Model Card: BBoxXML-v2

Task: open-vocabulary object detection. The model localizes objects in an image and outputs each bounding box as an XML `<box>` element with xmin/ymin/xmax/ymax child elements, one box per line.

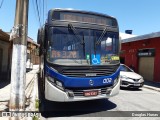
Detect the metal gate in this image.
<box><xmin>138</xmin><ymin>57</ymin><xmax>154</xmax><ymax>81</ymax></box>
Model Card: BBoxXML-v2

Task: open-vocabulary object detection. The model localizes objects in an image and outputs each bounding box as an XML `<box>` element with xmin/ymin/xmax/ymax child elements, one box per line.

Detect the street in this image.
<box><xmin>40</xmin><ymin>87</ymin><xmax>160</xmax><ymax>118</ymax></box>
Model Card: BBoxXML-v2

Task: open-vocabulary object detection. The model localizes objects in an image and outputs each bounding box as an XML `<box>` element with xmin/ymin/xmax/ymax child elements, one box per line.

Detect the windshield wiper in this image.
<box><xmin>96</xmin><ymin>27</ymin><xmax>108</xmax><ymax>45</ymax></box>
<box><xmin>68</xmin><ymin>23</ymin><xmax>85</xmax><ymax>57</ymax></box>
<box><xmin>68</xmin><ymin>23</ymin><xmax>82</xmax><ymax>42</ymax></box>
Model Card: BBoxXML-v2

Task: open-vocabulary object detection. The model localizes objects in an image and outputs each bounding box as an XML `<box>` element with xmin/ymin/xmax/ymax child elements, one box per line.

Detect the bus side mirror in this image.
<box><xmin>37</xmin><ymin>27</ymin><xmax>45</xmax><ymax>56</ymax></box>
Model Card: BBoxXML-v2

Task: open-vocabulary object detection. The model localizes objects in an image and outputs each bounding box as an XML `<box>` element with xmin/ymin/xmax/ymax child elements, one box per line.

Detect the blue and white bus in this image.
<box><xmin>38</xmin><ymin>9</ymin><xmax>121</xmax><ymax>102</ymax></box>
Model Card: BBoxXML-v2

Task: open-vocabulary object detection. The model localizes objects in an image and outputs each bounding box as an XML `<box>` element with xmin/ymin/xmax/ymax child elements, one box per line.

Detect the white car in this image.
<box><xmin>120</xmin><ymin>64</ymin><xmax>144</xmax><ymax>88</ymax></box>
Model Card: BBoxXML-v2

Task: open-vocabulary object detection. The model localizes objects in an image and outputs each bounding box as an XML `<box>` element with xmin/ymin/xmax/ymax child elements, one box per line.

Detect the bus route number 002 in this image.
<box><xmin>103</xmin><ymin>78</ymin><xmax>112</xmax><ymax>84</ymax></box>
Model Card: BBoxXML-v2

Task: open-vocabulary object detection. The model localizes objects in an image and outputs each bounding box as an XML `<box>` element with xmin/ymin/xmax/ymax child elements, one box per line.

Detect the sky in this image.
<box><xmin>0</xmin><ymin>0</ymin><xmax>160</xmax><ymax>41</ymax></box>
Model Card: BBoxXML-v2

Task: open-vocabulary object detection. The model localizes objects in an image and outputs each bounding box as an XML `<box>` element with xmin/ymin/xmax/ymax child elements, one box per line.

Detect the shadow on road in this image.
<box><xmin>26</xmin><ymin>68</ymin><xmax>33</xmax><ymax>73</ymax></box>
<box><xmin>144</xmin><ymin>80</ymin><xmax>160</xmax><ymax>88</ymax></box>
<box><xmin>120</xmin><ymin>87</ymin><xmax>143</xmax><ymax>91</ymax></box>
<box><xmin>0</xmin><ymin>80</ymin><xmax>10</xmax><ymax>89</ymax></box>
<box><xmin>40</xmin><ymin>99</ymin><xmax>117</xmax><ymax>117</ymax></box>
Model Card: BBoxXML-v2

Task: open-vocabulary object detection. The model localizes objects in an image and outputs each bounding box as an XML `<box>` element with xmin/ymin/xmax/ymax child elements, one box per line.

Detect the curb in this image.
<box><xmin>143</xmin><ymin>85</ymin><xmax>160</xmax><ymax>92</ymax></box>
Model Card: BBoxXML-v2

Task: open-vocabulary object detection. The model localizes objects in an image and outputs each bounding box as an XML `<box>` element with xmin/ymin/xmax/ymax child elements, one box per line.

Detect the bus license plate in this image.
<box><xmin>84</xmin><ymin>91</ymin><xmax>98</xmax><ymax>97</ymax></box>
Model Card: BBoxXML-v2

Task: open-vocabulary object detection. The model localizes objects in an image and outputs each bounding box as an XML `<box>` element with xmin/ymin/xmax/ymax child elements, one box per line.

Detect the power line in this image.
<box><xmin>45</xmin><ymin>0</ymin><xmax>48</xmax><ymax>23</ymax></box>
<box><xmin>43</xmin><ymin>0</ymin><xmax>44</xmax><ymax>24</ymax></box>
<box><xmin>0</xmin><ymin>0</ymin><xmax>4</xmax><ymax>9</ymax></box>
<box><xmin>32</xmin><ymin>0</ymin><xmax>46</xmax><ymax>27</ymax></box>
<box><xmin>38</xmin><ymin>0</ymin><xmax>42</xmax><ymax>20</ymax></box>
<box><xmin>32</xmin><ymin>0</ymin><xmax>40</xmax><ymax>27</ymax></box>
<box><xmin>35</xmin><ymin>0</ymin><xmax>41</xmax><ymax>27</ymax></box>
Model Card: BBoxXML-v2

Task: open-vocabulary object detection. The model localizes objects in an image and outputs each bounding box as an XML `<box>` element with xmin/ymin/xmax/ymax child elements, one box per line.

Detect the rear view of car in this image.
<box><xmin>120</xmin><ymin>64</ymin><xmax>144</xmax><ymax>88</ymax></box>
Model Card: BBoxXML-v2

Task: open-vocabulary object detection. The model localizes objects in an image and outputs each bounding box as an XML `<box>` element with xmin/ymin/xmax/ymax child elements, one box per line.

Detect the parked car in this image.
<box><xmin>120</xmin><ymin>64</ymin><xmax>144</xmax><ymax>88</ymax></box>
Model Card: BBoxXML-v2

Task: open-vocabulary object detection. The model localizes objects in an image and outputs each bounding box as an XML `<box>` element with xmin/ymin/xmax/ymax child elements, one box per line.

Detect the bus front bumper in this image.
<box><xmin>45</xmin><ymin>77</ymin><xmax>120</xmax><ymax>102</ymax></box>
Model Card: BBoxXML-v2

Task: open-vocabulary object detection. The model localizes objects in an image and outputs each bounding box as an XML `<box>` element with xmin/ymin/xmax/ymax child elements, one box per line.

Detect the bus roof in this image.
<box><xmin>46</xmin><ymin>8</ymin><xmax>118</xmax><ymax>30</ymax></box>
<box><xmin>48</xmin><ymin>8</ymin><xmax>116</xmax><ymax>20</ymax></box>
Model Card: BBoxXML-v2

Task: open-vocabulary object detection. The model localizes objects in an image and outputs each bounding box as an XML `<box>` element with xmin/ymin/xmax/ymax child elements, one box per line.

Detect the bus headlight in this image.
<box><xmin>48</xmin><ymin>76</ymin><xmax>55</xmax><ymax>83</ymax></box>
<box><xmin>55</xmin><ymin>80</ymin><xmax>64</xmax><ymax>90</ymax></box>
<box><xmin>47</xmin><ymin>76</ymin><xmax>64</xmax><ymax>91</ymax></box>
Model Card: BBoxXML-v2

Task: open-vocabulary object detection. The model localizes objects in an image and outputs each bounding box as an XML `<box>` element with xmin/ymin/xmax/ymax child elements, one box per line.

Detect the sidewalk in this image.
<box><xmin>0</xmin><ymin>65</ymin><xmax>39</xmax><ymax>112</ymax></box>
<box><xmin>143</xmin><ymin>80</ymin><xmax>160</xmax><ymax>92</ymax></box>
<box><xmin>0</xmin><ymin>80</ymin><xmax>10</xmax><ymax>111</ymax></box>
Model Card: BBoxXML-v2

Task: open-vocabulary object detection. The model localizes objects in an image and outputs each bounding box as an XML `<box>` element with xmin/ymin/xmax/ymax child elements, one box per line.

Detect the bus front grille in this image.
<box><xmin>61</xmin><ymin>65</ymin><xmax>119</xmax><ymax>77</ymax></box>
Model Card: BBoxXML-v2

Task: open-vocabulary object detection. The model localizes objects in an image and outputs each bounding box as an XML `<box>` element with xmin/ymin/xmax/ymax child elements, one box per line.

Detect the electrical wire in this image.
<box><xmin>32</xmin><ymin>0</ymin><xmax>41</xmax><ymax>27</ymax></box>
<box><xmin>43</xmin><ymin>0</ymin><xmax>44</xmax><ymax>24</ymax></box>
<box><xmin>32</xmin><ymin>0</ymin><xmax>47</xmax><ymax>27</ymax></box>
<box><xmin>45</xmin><ymin>0</ymin><xmax>48</xmax><ymax>23</ymax></box>
<box><xmin>0</xmin><ymin>0</ymin><xmax>4</xmax><ymax>9</ymax></box>
<box><xmin>38</xmin><ymin>0</ymin><xmax>42</xmax><ymax>20</ymax></box>
<box><xmin>35</xmin><ymin>0</ymin><xmax>41</xmax><ymax>27</ymax></box>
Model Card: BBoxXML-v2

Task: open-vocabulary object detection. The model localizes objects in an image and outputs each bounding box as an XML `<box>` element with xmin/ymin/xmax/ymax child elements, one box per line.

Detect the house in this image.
<box><xmin>0</xmin><ymin>29</ymin><xmax>12</xmax><ymax>81</ymax></box>
<box><xmin>27</xmin><ymin>37</ymin><xmax>39</xmax><ymax>68</ymax></box>
<box><xmin>120</xmin><ymin>31</ymin><xmax>160</xmax><ymax>83</ymax></box>
<box><xmin>0</xmin><ymin>29</ymin><xmax>39</xmax><ymax>81</ymax></box>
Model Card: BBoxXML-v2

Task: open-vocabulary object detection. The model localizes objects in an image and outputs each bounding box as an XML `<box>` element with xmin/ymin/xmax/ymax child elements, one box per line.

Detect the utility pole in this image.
<box><xmin>9</xmin><ymin>0</ymin><xmax>29</xmax><ymax>111</ymax></box>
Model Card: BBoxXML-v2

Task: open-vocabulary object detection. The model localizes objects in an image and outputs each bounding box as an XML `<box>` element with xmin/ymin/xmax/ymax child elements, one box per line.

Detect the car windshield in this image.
<box><xmin>120</xmin><ymin>65</ymin><xmax>133</xmax><ymax>72</ymax></box>
<box><xmin>47</xmin><ymin>26</ymin><xmax>119</xmax><ymax>66</ymax></box>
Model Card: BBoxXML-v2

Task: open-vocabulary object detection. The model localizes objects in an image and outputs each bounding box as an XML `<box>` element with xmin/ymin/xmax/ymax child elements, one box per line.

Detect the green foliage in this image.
<box><xmin>35</xmin><ymin>99</ymin><xmax>39</xmax><ymax>110</ymax></box>
<box><xmin>33</xmin><ymin>116</ymin><xmax>39</xmax><ymax>120</ymax></box>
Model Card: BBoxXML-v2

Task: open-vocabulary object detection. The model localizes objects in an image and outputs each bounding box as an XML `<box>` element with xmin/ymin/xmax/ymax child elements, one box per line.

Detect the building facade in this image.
<box><xmin>27</xmin><ymin>37</ymin><xmax>39</xmax><ymax>69</ymax></box>
<box><xmin>0</xmin><ymin>29</ymin><xmax>39</xmax><ymax>81</ymax></box>
<box><xmin>0</xmin><ymin>30</ymin><xmax>12</xmax><ymax>81</ymax></box>
<box><xmin>120</xmin><ymin>32</ymin><xmax>160</xmax><ymax>83</ymax></box>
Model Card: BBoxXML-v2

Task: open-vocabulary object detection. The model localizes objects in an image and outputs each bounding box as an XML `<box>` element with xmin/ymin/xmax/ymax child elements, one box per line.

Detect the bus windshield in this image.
<box><xmin>47</xmin><ymin>26</ymin><xmax>119</xmax><ymax>65</ymax></box>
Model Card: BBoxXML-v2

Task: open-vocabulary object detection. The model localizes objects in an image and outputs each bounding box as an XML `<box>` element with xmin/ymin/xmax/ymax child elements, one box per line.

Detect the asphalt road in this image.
<box><xmin>40</xmin><ymin>87</ymin><xmax>160</xmax><ymax>119</ymax></box>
